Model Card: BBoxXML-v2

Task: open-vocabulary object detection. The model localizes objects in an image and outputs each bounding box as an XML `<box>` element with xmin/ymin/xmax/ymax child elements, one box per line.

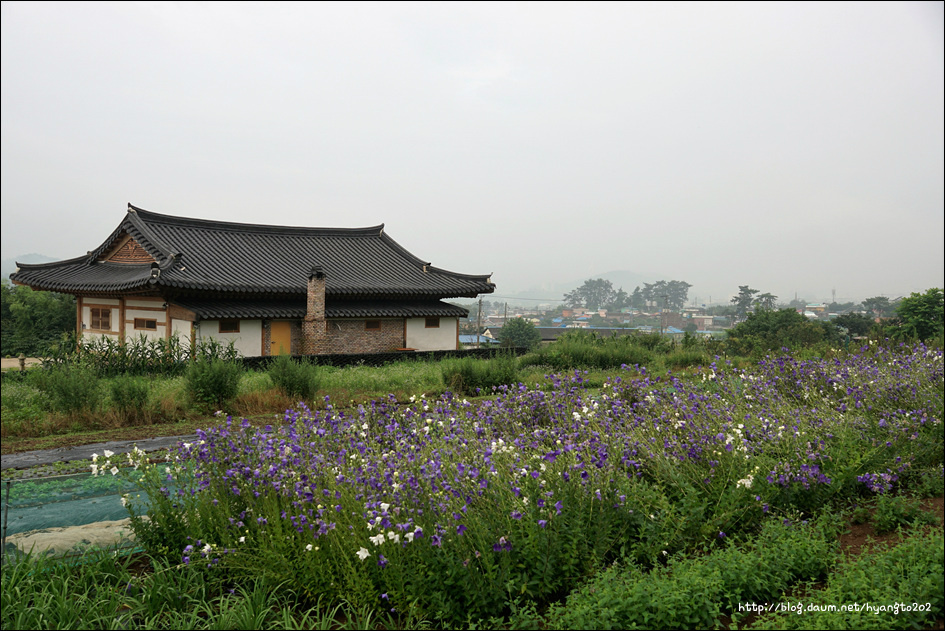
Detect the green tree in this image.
<box><xmin>827</xmin><ymin>301</ymin><xmax>857</xmax><ymax>313</ymax></box>
<box><xmin>1</xmin><ymin>280</ymin><xmax>76</xmax><ymax>356</ymax></box>
<box><xmin>731</xmin><ymin>285</ymin><xmax>759</xmax><ymax>320</ymax></box>
<box><xmin>726</xmin><ymin>308</ymin><xmax>837</xmax><ymax>356</ymax></box>
<box><xmin>754</xmin><ymin>292</ymin><xmax>778</xmax><ymax>311</ymax></box>
<box><xmin>833</xmin><ymin>312</ymin><xmax>875</xmax><ymax>337</ymax></box>
<box><xmin>889</xmin><ymin>288</ymin><xmax>944</xmax><ymax>341</ymax></box>
<box><xmin>498</xmin><ymin>317</ymin><xmax>541</xmax><ymax>350</ymax></box>
<box><xmin>564</xmin><ymin>279</ymin><xmax>616</xmax><ymax>310</ymax></box>
<box><xmin>636</xmin><ymin>280</ymin><xmax>691</xmax><ymax>311</ymax></box>
<box><xmin>862</xmin><ymin>296</ymin><xmax>895</xmax><ymax>318</ymax></box>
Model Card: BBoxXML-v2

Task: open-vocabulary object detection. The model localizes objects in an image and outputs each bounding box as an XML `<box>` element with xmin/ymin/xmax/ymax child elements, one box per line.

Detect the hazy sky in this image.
<box><xmin>2</xmin><ymin>1</ymin><xmax>943</xmax><ymax>305</ymax></box>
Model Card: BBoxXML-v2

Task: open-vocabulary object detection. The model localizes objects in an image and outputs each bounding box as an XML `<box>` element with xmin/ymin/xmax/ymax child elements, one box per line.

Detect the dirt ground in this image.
<box><xmin>1</xmin><ymin>356</ymin><xmax>43</xmax><ymax>370</ymax></box>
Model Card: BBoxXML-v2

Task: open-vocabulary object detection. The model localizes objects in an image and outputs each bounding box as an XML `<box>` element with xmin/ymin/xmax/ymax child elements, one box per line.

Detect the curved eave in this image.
<box><xmin>10</xmin><ymin>260</ymin><xmax>156</xmax><ymax>294</ymax></box>
<box><xmin>173</xmin><ymin>298</ymin><xmax>469</xmax><ymax>320</ymax></box>
<box><xmin>154</xmin><ymin>275</ymin><xmax>494</xmax><ymax>298</ymax></box>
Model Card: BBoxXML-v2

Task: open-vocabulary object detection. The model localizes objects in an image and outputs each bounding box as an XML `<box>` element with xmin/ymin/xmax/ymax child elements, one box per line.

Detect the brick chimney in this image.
<box><xmin>302</xmin><ymin>265</ymin><xmax>327</xmax><ymax>355</ymax></box>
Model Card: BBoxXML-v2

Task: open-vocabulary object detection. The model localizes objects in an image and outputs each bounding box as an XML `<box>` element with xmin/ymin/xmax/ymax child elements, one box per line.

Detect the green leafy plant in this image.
<box><xmin>873</xmin><ymin>494</ymin><xmax>939</xmax><ymax>534</ymax></box>
<box><xmin>497</xmin><ymin>318</ymin><xmax>541</xmax><ymax>350</ymax></box>
<box><xmin>109</xmin><ymin>375</ymin><xmax>152</xmax><ymax>423</ymax></box>
<box><xmin>268</xmin><ymin>354</ymin><xmax>321</xmax><ymax>401</ymax></box>
<box><xmin>441</xmin><ymin>354</ymin><xmax>519</xmax><ymax>395</ymax></box>
<box><xmin>186</xmin><ymin>358</ymin><xmax>244</xmax><ymax>410</ymax></box>
<box><xmin>37</xmin><ymin>364</ymin><xmax>101</xmax><ymax>417</ymax></box>
<box><xmin>752</xmin><ymin>528</ymin><xmax>944</xmax><ymax>630</ymax></box>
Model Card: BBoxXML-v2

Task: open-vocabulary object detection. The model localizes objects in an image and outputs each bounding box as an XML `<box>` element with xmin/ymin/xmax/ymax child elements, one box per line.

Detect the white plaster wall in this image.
<box><xmin>125</xmin><ymin>306</ymin><xmax>167</xmax><ymax>341</ymax></box>
<box><xmin>197</xmin><ymin>320</ymin><xmax>262</xmax><ymax>357</ymax></box>
<box><xmin>125</xmin><ymin>298</ymin><xmax>163</xmax><ymax>309</ymax></box>
<box><xmin>81</xmin><ymin>331</ymin><xmax>121</xmax><ymax>342</ymax></box>
<box><xmin>171</xmin><ymin>319</ymin><xmax>193</xmax><ymax>348</ymax></box>
<box><xmin>405</xmin><ymin>317</ymin><xmax>458</xmax><ymax>351</ymax></box>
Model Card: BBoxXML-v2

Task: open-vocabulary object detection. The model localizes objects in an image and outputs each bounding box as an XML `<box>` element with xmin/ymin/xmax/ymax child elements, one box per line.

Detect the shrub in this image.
<box><xmin>267</xmin><ymin>355</ymin><xmax>321</xmax><ymax>401</ymax></box>
<box><xmin>186</xmin><ymin>358</ymin><xmax>244</xmax><ymax>410</ymax></box>
<box><xmin>441</xmin><ymin>355</ymin><xmax>518</xmax><ymax>395</ymax></box>
<box><xmin>38</xmin><ymin>365</ymin><xmax>100</xmax><ymax>416</ymax></box>
<box><xmin>108</xmin><ymin>375</ymin><xmax>152</xmax><ymax>423</ymax></box>
<box><xmin>0</xmin><ymin>379</ymin><xmax>48</xmax><ymax>436</ymax></box>
<box><xmin>523</xmin><ymin>330</ymin><xmax>656</xmax><ymax>370</ymax></box>
<box><xmin>664</xmin><ymin>349</ymin><xmax>709</xmax><ymax>370</ymax></box>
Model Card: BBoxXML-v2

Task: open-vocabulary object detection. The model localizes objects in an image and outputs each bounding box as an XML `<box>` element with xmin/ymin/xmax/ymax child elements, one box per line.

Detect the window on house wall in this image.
<box><xmin>219</xmin><ymin>320</ymin><xmax>240</xmax><ymax>333</ymax></box>
<box><xmin>134</xmin><ymin>318</ymin><xmax>157</xmax><ymax>331</ymax></box>
<box><xmin>90</xmin><ymin>308</ymin><xmax>111</xmax><ymax>330</ymax></box>
<box><xmin>425</xmin><ymin>317</ymin><xmax>440</xmax><ymax>328</ymax></box>
<box><xmin>365</xmin><ymin>320</ymin><xmax>381</xmax><ymax>331</ymax></box>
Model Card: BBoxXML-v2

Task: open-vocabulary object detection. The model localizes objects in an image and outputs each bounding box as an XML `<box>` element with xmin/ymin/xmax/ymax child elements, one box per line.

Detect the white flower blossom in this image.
<box><xmin>356</xmin><ymin>547</ymin><xmax>371</xmax><ymax>561</ymax></box>
<box><xmin>736</xmin><ymin>475</ymin><xmax>754</xmax><ymax>489</ymax></box>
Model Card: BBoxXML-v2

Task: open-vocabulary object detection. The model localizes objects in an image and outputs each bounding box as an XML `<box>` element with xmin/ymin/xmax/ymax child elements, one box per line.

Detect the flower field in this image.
<box><xmin>4</xmin><ymin>342</ymin><xmax>942</xmax><ymax>629</ymax></box>
<box><xmin>102</xmin><ymin>342</ymin><xmax>944</xmax><ymax>627</ymax></box>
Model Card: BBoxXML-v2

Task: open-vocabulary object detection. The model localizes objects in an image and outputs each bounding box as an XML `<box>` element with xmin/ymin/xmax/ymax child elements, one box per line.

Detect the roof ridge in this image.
<box><xmin>129</xmin><ymin>203</ymin><xmax>384</xmax><ymax>237</ymax></box>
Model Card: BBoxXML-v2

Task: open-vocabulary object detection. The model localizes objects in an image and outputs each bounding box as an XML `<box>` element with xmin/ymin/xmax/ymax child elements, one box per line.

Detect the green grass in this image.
<box><xmin>3</xmin><ymin>506</ymin><xmax>941</xmax><ymax>630</ymax></box>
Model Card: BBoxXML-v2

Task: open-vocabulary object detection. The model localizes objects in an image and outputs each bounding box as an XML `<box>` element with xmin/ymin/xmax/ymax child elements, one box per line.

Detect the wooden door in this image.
<box><xmin>270</xmin><ymin>321</ymin><xmax>292</xmax><ymax>355</ymax></box>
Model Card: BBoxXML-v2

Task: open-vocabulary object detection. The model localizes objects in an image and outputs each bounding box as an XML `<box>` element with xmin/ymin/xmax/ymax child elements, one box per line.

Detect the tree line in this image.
<box><xmin>1</xmin><ymin>279</ymin><xmax>75</xmax><ymax>356</ymax></box>
<box><xmin>563</xmin><ymin>278</ymin><xmax>692</xmax><ymax>312</ymax></box>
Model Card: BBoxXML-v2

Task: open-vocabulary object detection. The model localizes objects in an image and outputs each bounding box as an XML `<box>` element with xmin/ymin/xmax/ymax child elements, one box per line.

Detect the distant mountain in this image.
<box><xmin>2</xmin><ymin>254</ymin><xmax>58</xmax><ymax>281</ymax></box>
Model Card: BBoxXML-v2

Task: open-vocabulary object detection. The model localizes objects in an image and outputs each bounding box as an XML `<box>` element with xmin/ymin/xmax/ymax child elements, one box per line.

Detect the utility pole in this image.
<box><xmin>660</xmin><ymin>294</ymin><xmax>668</xmax><ymax>336</ymax></box>
<box><xmin>476</xmin><ymin>297</ymin><xmax>482</xmax><ymax>349</ymax></box>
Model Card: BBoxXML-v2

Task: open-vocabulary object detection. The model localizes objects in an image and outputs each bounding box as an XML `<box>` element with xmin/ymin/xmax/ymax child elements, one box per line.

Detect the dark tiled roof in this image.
<box><xmin>328</xmin><ymin>300</ymin><xmax>468</xmax><ymax>318</ymax></box>
<box><xmin>173</xmin><ymin>298</ymin><xmax>469</xmax><ymax>320</ymax></box>
<box><xmin>11</xmin><ymin>205</ymin><xmax>495</xmax><ymax>299</ymax></box>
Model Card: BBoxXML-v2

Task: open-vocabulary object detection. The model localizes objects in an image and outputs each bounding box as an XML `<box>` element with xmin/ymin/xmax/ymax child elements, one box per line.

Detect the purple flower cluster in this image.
<box><xmin>148</xmin><ymin>343</ymin><xmax>941</xmax><ymax>583</ymax></box>
<box><xmin>856</xmin><ymin>471</ymin><xmax>899</xmax><ymax>494</ymax></box>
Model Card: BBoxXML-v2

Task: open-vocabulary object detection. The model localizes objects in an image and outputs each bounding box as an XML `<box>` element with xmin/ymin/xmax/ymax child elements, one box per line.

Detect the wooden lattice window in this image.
<box><xmin>365</xmin><ymin>320</ymin><xmax>381</xmax><ymax>331</ymax></box>
<box><xmin>134</xmin><ymin>318</ymin><xmax>157</xmax><ymax>331</ymax></box>
<box><xmin>425</xmin><ymin>317</ymin><xmax>440</xmax><ymax>328</ymax></box>
<box><xmin>90</xmin><ymin>308</ymin><xmax>111</xmax><ymax>331</ymax></box>
<box><xmin>219</xmin><ymin>320</ymin><xmax>240</xmax><ymax>333</ymax></box>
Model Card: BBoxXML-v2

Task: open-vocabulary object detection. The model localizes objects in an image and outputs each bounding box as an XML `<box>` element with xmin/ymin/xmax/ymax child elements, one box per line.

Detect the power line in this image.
<box><xmin>475</xmin><ymin>295</ymin><xmax>565</xmax><ymax>302</ymax></box>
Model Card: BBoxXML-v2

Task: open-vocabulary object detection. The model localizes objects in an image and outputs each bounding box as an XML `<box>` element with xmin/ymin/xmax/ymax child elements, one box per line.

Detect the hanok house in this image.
<box><xmin>10</xmin><ymin>204</ymin><xmax>495</xmax><ymax>356</ymax></box>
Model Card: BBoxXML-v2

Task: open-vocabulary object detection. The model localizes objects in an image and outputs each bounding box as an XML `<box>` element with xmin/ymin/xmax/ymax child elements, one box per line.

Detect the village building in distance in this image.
<box><xmin>10</xmin><ymin>204</ymin><xmax>495</xmax><ymax>356</ymax></box>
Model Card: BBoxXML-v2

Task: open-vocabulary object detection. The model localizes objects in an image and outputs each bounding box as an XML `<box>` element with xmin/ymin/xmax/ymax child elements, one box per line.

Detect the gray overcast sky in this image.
<box><xmin>2</xmin><ymin>1</ymin><xmax>943</xmax><ymax>305</ymax></box>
